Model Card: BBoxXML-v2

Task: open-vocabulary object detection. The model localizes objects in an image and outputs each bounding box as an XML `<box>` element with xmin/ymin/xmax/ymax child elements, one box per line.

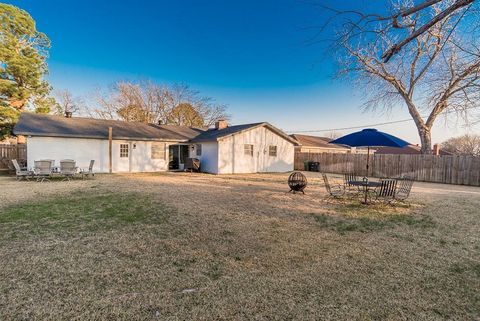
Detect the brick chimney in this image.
<box><xmin>215</xmin><ymin>119</ymin><xmax>228</xmax><ymax>130</ymax></box>
<box><xmin>433</xmin><ymin>143</ymin><xmax>440</xmax><ymax>156</ymax></box>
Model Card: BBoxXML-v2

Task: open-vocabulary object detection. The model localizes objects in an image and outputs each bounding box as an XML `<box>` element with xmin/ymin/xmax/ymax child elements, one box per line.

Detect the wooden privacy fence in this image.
<box><xmin>0</xmin><ymin>144</ymin><xmax>27</xmax><ymax>170</ymax></box>
<box><xmin>295</xmin><ymin>151</ymin><xmax>480</xmax><ymax>187</ymax></box>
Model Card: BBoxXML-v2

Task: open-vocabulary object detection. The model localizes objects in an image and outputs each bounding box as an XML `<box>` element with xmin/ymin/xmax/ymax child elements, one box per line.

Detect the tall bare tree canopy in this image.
<box><xmin>441</xmin><ymin>134</ymin><xmax>480</xmax><ymax>155</ymax></box>
<box><xmin>328</xmin><ymin>0</ymin><xmax>480</xmax><ymax>153</ymax></box>
<box><xmin>88</xmin><ymin>82</ymin><xmax>229</xmax><ymax>128</ymax></box>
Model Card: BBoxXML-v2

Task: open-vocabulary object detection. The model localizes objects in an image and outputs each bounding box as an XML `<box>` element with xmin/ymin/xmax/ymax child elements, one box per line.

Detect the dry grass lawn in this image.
<box><xmin>0</xmin><ymin>172</ymin><xmax>479</xmax><ymax>320</ymax></box>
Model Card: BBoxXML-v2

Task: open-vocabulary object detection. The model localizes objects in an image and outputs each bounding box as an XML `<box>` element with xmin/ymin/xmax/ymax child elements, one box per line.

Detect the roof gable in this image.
<box><xmin>192</xmin><ymin>122</ymin><xmax>298</xmax><ymax>145</ymax></box>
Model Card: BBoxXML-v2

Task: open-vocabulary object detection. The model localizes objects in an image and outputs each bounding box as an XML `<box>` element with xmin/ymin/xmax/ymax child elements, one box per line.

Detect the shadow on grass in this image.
<box><xmin>311</xmin><ymin>200</ymin><xmax>435</xmax><ymax>234</ymax></box>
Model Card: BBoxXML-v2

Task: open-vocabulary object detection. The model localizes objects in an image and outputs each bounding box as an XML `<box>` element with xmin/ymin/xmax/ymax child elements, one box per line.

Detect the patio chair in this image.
<box><xmin>343</xmin><ymin>173</ymin><xmax>359</xmax><ymax>189</ymax></box>
<box><xmin>80</xmin><ymin>160</ymin><xmax>95</xmax><ymax>179</ymax></box>
<box><xmin>185</xmin><ymin>158</ymin><xmax>200</xmax><ymax>172</ymax></box>
<box><xmin>59</xmin><ymin>159</ymin><xmax>78</xmax><ymax>181</ymax></box>
<box><xmin>12</xmin><ymin>159</ymin><xmax>32</xmax><ymax>181</ymax></box>
<box><xmin>395</xmin><ymin>176</ymin><xmax>415</xmax><ymax>202</ymax></box>
<box><xmin>322</xmin><ymin>173</ymin><xmax>345</xmax><ymax>198</ymax></box>
<box><xmin>34</xmin><ymin>160</ymin><xmax>53</xmax><ymax>182</ymax></box>
<box><xmin>373</xmin><ymin>178</ymin><xmax>397</xmax><ymax>203</ymax></box>
<box><xmin>343</xmin><ymin>172</ymin><xmax>362</xmax><ymax>196</ymax></box>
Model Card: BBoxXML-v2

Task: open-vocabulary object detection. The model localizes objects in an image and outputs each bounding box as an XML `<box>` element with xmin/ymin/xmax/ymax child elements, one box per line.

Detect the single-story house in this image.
<box><xmin>290</xmin><ymin>134</ymin><xmax>367</xmax><ymax>154</ymax></box>
<box><xmin>13</xmin><ymin>113</ymin><xmax>297</xmax><ymax>174</ymax></box>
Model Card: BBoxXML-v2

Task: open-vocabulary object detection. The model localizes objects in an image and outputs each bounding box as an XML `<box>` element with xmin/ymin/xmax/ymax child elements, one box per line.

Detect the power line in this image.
<box><xmin>285</xmin><ymin>106</ymin><xmax>479</xmax><ymax>134</ymax></box>
<box><xmin>286</xmin><ymin>118</ymin><xmax>414</xmax><ymax>133</ymax></box>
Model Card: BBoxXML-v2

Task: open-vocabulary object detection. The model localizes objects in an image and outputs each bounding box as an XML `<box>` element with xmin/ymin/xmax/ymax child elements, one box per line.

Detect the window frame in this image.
<box><xmin>151</xmin><ymin>142</ymin><xmax>166</xmax><ymax>160</ymax></box>
<box><xmin>244</xmin><ymin>144</ymin><xmax>254</xmax><ymax>156</ymax></box>
<box><xmin>269</xmin><ymin>145</ymin><xmax>277</xmax><ymax>157</ymax></box>
<box><xmin>120</xmin><ymin>143</ymin><xmax>129</xmax><ymax>158</ymax></box>
<box><xmin>196</xmin><ymin>144</ymin><xmax>202</xmax><ymax>157</ymax></box>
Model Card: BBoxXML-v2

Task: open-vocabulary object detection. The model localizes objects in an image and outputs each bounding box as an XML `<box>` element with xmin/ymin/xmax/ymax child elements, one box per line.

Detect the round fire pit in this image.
<box><xmin>288</xmin><ymin>171</ymin><xmax>307</xmax><ymax>194</ymax></box>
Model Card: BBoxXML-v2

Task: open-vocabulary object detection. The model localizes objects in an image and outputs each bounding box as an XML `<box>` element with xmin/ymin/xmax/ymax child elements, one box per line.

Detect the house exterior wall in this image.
<box><xmin>27</xmin><ymin>136</ymin><xmax>171</xmax><ymax>173</ymax></box>
<box><xmin>216</xmin><ymin>126</ymin><xmax>294</xmax><ymax>174</ymax></box>
<box><xmin>193</xmin><ymin>142</ymin><xmax>219</xmax><ymax>174</ymax></box>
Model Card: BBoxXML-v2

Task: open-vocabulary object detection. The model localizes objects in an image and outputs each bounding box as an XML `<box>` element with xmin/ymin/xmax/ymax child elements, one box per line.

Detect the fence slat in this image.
<box><xmin>0</xmin><ymin>144</ymin><xmax>27</xmax><ymax>170</ymax></box>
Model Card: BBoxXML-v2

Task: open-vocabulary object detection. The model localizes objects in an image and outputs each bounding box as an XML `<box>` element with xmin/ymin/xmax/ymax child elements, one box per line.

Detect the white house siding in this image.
<box><xmin>193</xmin><ymin>142</ymin><xmax>218</xmax><ymax>174</ymax></box>
<box><xmin>113</xmin><ymin>140</ymin><xmax>170</xmax><ymax>173</ymax></box>
<box><xmin>27</xmin><ymin>137</ymin><xmax>170</xmax><ymax>173</ymax></box>
<box><xmin>217</xmin><ymin>126</ymin><xmax>294</xmax><ymax>174</ymax></box>
<box><xmin>27</xmin><ymin>137</ymin><xmax>109</xmax><ymax>172</ymax></box>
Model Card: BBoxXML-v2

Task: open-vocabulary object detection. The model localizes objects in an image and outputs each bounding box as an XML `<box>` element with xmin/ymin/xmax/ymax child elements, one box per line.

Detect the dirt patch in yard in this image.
<box><xmin>0</xmin><ymin>172</ymin><xmax>479</xmax><ymax>320</ymax></box>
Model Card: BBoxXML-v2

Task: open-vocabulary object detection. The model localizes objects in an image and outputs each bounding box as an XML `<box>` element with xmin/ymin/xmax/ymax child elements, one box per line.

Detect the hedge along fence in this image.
<box><xmin>0</xmin><ymin>144</ymin><xmax>27</xmax><ymax>170</ymax></box>
<box><xmin>295</xmin><ymin>151</ymin><xmax>480</xmax><ymax>187</ymax></box>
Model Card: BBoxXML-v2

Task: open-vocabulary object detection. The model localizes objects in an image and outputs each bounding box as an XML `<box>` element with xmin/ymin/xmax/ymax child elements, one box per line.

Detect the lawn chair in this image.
<box><xmin>322</xmin><ymin>173</ymin><xmax>345</xmax><ymax>198</ymax></box>
<box><xmin>59</xmin><ymin>159</ymin><xmax>77</xmax><ymax>181</ymax></box>
<box><xmin>12</xmin><ymin>159</ymin><xmax>32</xmax><ymax>181</ymax></box>
<box><xmin>373</xmin><ymin>178</ymin><xmax>397</xmax><ymax>203</ymax></box>
<box><xmin>395</xmin><ymin>176</ymin><xmax>414</xmax><ymax>202</ymax></box>
<box><xmin>80</xmin><ymin>160</ymin><xmax>95</xmax><ymax>179</ymax></box>
<box><xmin>34</xmin><ymin>160</ymin><xmax>53</xmax><ymax>182</ymax></box>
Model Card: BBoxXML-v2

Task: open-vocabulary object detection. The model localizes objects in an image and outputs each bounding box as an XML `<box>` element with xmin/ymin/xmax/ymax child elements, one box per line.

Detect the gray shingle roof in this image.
<box><xmin>13</xmin><ymin>113</ymin><xmax>204</xmax><ymax>141</ymax></box>
<box><xmin>290</xmin><ymin>134</ymin><xmax>349</xmax><ymax>150</ymax></box>
<box><xmin>13</xmin><ymin>113</ymin><xmax>298</xmax><ymax>145</ymax></box>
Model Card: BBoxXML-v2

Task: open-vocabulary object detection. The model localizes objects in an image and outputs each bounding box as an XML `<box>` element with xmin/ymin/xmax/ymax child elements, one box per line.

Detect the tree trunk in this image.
<box><xmin>418</xmin><ymin>127</ymin><xmax>432</xmax><ymax>154</ymax></box>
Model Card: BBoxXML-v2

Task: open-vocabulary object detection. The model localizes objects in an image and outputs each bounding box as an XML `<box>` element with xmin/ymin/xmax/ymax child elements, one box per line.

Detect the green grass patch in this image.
<box><xmin>0</xmin><ymin>191</ymin><xmax>172</xmax><ymax>239</ymax></box>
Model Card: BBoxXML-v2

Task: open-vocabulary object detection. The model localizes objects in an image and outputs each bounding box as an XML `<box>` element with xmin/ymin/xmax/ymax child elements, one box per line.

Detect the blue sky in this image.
<box><xmin>5</xmin><ymin>0</ymin><xmax>478</xmax><ymax>143</ymax></box>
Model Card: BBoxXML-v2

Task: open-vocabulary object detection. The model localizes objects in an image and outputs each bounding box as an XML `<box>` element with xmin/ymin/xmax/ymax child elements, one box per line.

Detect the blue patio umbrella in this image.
<box><xmin>329</xmin><ymin>128</ymin><xmax>410</xmax><ymax>176</ymax></box>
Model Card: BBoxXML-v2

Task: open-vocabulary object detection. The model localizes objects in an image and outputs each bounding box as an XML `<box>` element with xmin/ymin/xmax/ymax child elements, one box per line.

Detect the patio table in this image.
<box><xmin>348</xmin><ymin>179</ymin><xmax>382</xmax><ymax>204</ymax></box>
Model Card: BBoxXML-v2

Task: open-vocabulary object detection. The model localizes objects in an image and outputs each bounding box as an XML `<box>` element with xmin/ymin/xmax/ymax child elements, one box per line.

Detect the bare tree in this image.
<box><xmin>332</xmin><ymin>0</ymin><xmax>480</xmax><ymax>153</ymax></box>
<box><xmin>324</xmin><ymin>131</ymin><xmax>343</xmax><ymax>139</ymax></box>
<box><xmin>54</xmin><ymin>89</ymin><xmax>83</xmax><ymax>115</ymax></box>
<box><xmin>320</xmin><ymin>0</ymin><xmax>477</xmax><ymax>61</ymax></box>
<box><xmin>87</xmin><ymin>81</ymin><xmax>229</xmax><ymax>128</ymax></box>
<box><xmin>441</xmin><ymin>134</ymin><xmax>480</xmax><ymax>155</ymax></box>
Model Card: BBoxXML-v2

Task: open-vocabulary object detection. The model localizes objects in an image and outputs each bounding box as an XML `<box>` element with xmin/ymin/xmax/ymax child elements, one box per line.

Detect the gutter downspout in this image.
<box><xmin>108</xmin><ymin>127</ymin><xmax>113</xmax><ymax>173</ymax></box>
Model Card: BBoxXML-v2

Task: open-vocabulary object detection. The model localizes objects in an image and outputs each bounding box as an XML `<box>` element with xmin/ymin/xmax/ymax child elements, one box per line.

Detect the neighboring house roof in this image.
<box><xmin>13</xmin><ymin>113</ymin><xmax>204</xmax><ymax>142</ymax></box>
<box><xmin>289</xmin><ymin>134</ymin><xmax>350</xmax><ymax>150</ymax></box>
<box><xmin>192</xmin><ymin>122</ymin><xmax>299</xmax><ymax>145</ymax></box>
<box><xmin>375</xmin><ymin>145</ymin><xmax>452</xmax><ymax>155</ymax></box>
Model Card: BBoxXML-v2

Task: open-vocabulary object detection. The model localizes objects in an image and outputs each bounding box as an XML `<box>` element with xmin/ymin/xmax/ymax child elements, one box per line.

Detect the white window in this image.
<box><xmin>120</xmin><ymin>144</ymin><xmax>129</xmax><ymax>158</ymax></box>
<box><xmin>269</xmin><ymin>145</ymin><xmax>277</xmax><ymax>157</ymax></box>
<box><xmin>196</xmin><ymin>144</ymin><xmax>202</xmax><ymax>156</ymax></box>
<box><xmin>244</xmin><ymin>144</ymin><xmax>253</xmax><ymax>156</ymax></box>
<box><xmin>151</xmin><ymin>143</ymin><xmax>166</xmax><ymax>159</ymax></box>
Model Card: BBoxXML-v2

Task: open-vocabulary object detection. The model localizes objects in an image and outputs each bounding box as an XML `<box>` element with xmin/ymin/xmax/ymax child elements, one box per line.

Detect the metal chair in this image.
<box><xmin>12</xmin><ymin>159</ymin><xmax>32</xmax><ymax>181</ymax></box>
<box><xmin>80</xmin><ymin>160</ymin><xmax>95</xmax><ymax>179</ymax></box>
<box><xmin>34</xmin><ymin>160</ymin><xmax>53</xmax><ymax>182</ymax></box>
<box><xmin>59</xmin><ymin>160</ymin><xmax>77</xmax><ymax>181</ymax></box>
<box><xmin>343</xmin><ymin>173</ymin><xmax>359</xmax><ymax>189</ymax></box>
<box><xmin>322</xmin><ymin>173</ymin><xmax>345</xmax><ymax>198</ymax></box>
<box><xmin>374</xmin><ymin>178</ymin><xmax>397</xmax><ymax>202</ymax></box>
<box><xmin>395</xmin><ymin>177</ymin><xmax>414</xmax><ymax>202</ymax></box>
